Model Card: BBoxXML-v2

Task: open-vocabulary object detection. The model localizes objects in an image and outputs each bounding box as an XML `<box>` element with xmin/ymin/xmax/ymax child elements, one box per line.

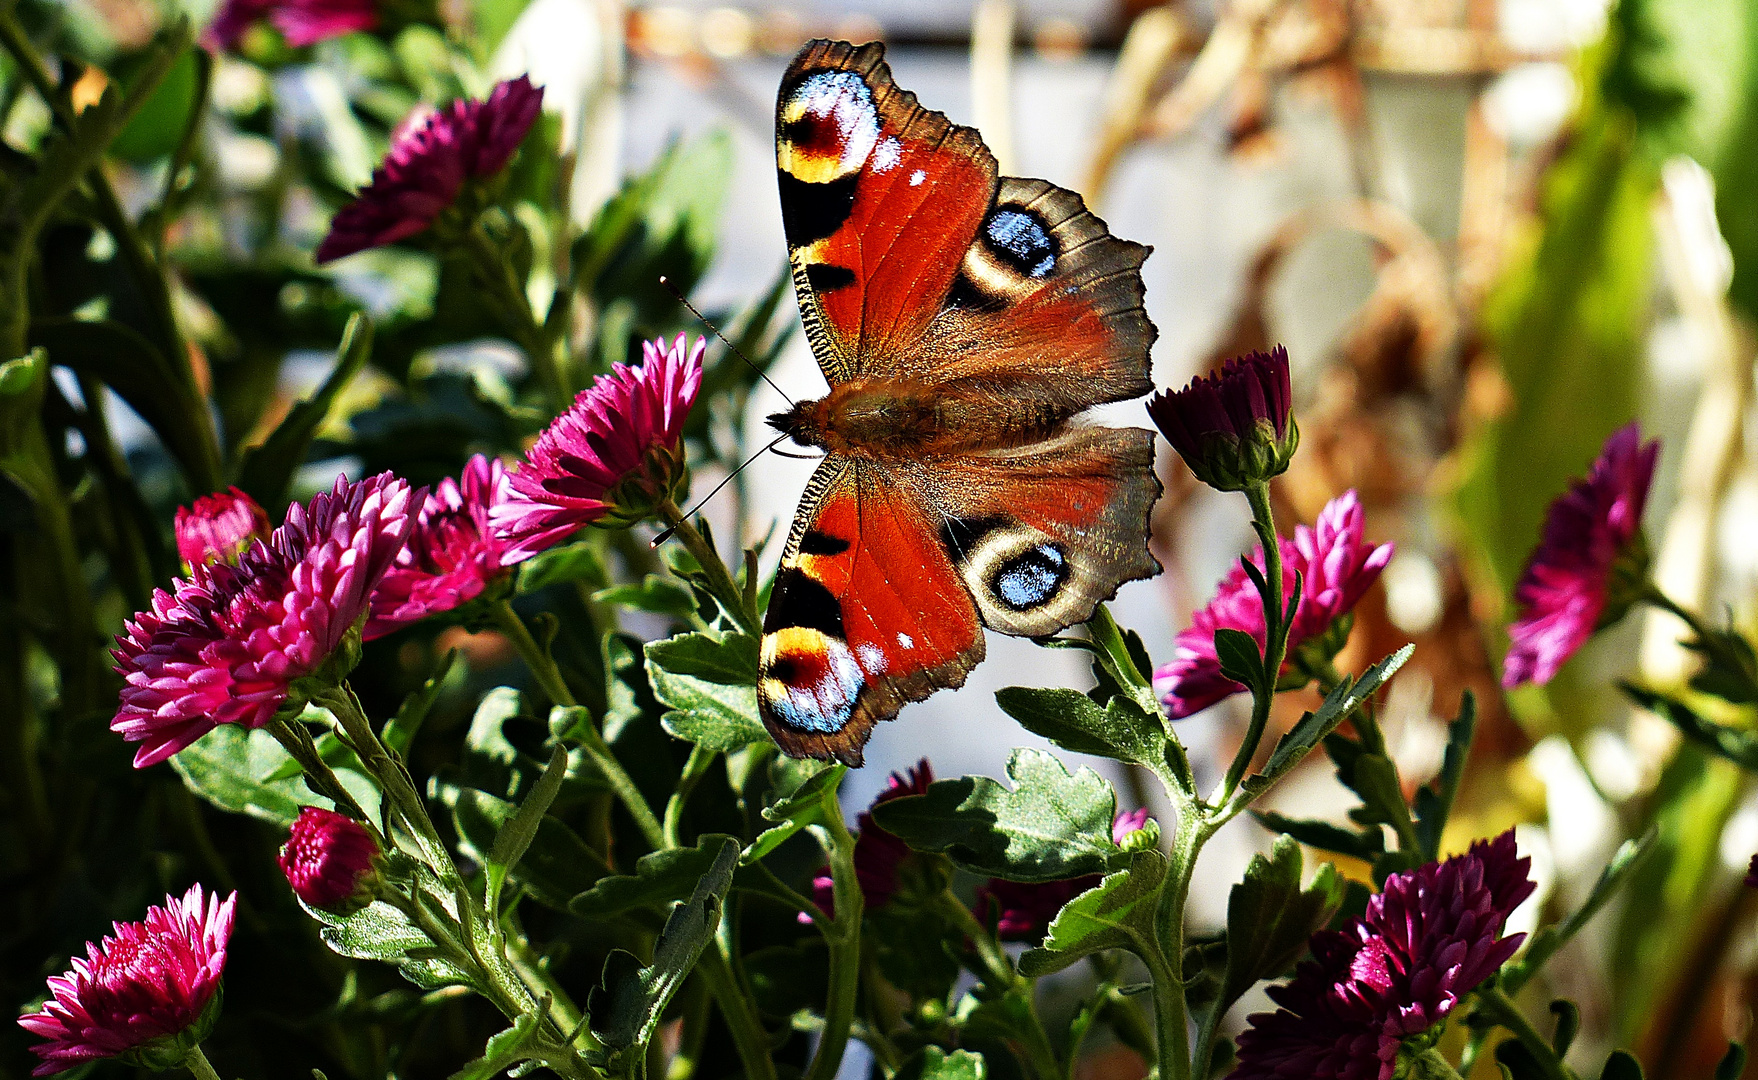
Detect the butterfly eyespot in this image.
<box><xmin>992</xmin><ymin>544</ymin><xmax>1070</xmax><ymax>611</ymax></box>
<box><xmin>760</xmin><ymin>626</ymin><xmax>864</xmax><ymax>734</ymax></box>
<box><xmin>779</xmin><ymin>71</ymin><xmax>880</xmax><ymax>183</ymax></box>
<box><xmin>985</xmin><ymin>208</ymin><xmax>1057</xmax><ymax>278</ymax></box>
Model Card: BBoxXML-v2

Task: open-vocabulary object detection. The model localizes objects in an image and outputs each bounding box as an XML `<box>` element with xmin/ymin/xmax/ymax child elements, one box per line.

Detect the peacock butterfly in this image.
<box><xmin>759</xmin><ymin>39</ymin><xmax>1162</xmax><ymax>765</ymax></box>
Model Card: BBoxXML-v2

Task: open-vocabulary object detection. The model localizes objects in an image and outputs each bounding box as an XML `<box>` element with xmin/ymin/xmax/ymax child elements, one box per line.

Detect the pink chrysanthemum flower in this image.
<box><xmin>280</xmin><ymin>807</ymin><xmax>382</xmax><ymax>911</ymax></box>
<box><xmin>802</xmin><ymin>760</ymin><xmax>935</xmax><ymax>922</ymax></box>
<box><xmin>18</xmin><ymin>885</ymin><xmax>236</xmax><ymax>1076</ymax></box>
<box><xmin>1229</xmin><ymin>830</ymin><xmax>1534</xmax><ymax>1080</ymax></box>
<box><xmin>1148</xmin><ymin>346</ymin><xmax>1299</xmax><ymax>491</ymax></box>
<box><xmin>315</xmin><ymin>76</ymin><xmax>544</xmax><ymax>264</ymax></box>
<box><xmin>1502</xmin><ymin>422</ymin><xmax>1658</xmax><ymax>689</ymax></box>
<box><xmin>976</xmin><ymin>809</ymin><xmax>1154</xmax><ymax>941</ymax></box>
<box><xmin>112</xmin><ymin>473</ymin><xmax>421</xmax><ymax>767</ymax></box>
<box><xmin>1155</xmin><ymin>490</ymin><xmax>1393</xmax><ymax>719</ymax></box>
<box><xmin>493</xmin><ymin>334</ymin><xmax>706</xmax><ymax>559</ymax></box>
<box><xmin>202</xmin><ymin>0</ymin><xmax>375</xmax><ymax>50</ymax></box>
<box><xmin>365</xmin><ymin>454</ymin><xmax>512</xmax><ymax>639</ymax></box>
<box><xmin>175</xmin><ymin>487</ymin><xmax>272</xmax><ymax>572</ymax></box>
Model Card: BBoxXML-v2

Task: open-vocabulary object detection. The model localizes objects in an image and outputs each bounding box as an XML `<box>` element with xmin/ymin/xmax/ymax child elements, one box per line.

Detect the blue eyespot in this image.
<box><xmin>993</xmin><ymin>544</ymin><xmax>1068</xmax><ymax>611</ymax></box>
<box><xmin>985</xmin><ymin>209</ymin><xmax>1057</xmax><ymax>278</ymax></box>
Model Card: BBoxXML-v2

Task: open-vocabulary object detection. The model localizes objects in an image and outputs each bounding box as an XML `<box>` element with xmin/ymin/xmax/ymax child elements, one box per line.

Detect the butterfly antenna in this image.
<box><xmin>660</xmin><ymin>276</ymin><xmax>794</xmax><ymax>405</ymax></box>
<box><xmin>652</xmin><ymin>432</ymin><xmax>794</xmax><ymax>547</ymax></box>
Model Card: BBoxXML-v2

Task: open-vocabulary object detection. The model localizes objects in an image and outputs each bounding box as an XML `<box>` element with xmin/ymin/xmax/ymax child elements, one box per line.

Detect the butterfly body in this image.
<box><xmin>759</xmin><ymin>40</ymin><xmax>1163</xmax><ymax>765</ymax></box>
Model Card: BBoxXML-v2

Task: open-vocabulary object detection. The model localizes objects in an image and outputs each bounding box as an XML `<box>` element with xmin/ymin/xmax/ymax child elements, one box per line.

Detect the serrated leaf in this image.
<box><xmin>1252</xmin><ymin>646</ymin><xmax>1413</xmax><ymax>795</ymax></box>
<box><xmin>743</xmin><ymin>764</ymin><xmax>845</xmax><ymax>862</ymax></box>
<box><xmin>995</xmin><ymin>687</ymin><xmax>1165</xmax><ymax>767</ymax></box>
<box><xmin>305</xmin><ymin>900</ymin><xmax>477</xmax><ymax>991</ymax></box>
<box><xmin>1220</xmin><ymin>837</ymin><xmax>1343</xmax><ymax>1008</ymax></box>
<box><xmin>646</xmin><ymin>630</ymin><xmax>767</xmax><ymax>751</ymax></box>
<box><xmin>1017</xmin><ymin>851</ymin><xmax>1167</xmax><ymax>978</ymax></box>
<box><xmin>588</xmin><ymin>838</ymin><xmax>738</xmax><ymax>1056</ymax></box>
<box><xmin>898</xmin><ymin>1047</ymin><xmax>987</xmax><ymax>1080</ymax></box>
<box><xmin>1250</xmin><ymin>810</ymin><xmax>1384</xmax><ymax>860</ymax></box>
<box><xmin>237</xmin><ymin>313</ymin><xmax>374</xmax><ymax>507</ymax></box>
<box><xmin>871</xmin><ymin>749</ymin><xmax>1118</xmax><ymax>882</ymax></box>
<box><xmin>570</xmin><ymin>833</ymin><xmax>741</xmax><ymax>919</ymax></box>
<box><xmin>1413</xmin><ymin>691</ymin><xmax>1476</xmax><ymax>860</ymax></box>
<box><xmin>517</xmin><ymin>540</ymin><xmax>608</xmax><ymax>593</ymax></box>
<box><xmin>1623</xmin><ymin>683</ymin><xmax>1758</xmax><ymax>769</ymax></box>
<box><xmin>446</xmin><ymin>1015</ymin><xmax>539</xmax><ymax>1080</ymax></box>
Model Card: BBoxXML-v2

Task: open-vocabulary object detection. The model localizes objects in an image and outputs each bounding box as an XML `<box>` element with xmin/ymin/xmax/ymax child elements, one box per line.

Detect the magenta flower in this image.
<box><xmin>175</xmin><ymin>487</ymin><xmax>271</xmax><ymax>572</ymax></box>
<box><xmin>1148</xmin><ymin>346</ymin><xmax>1299</xmax><ymax>491</ymax></box>
<box><xmin>112</xmin><ymin>472</ymin><xmax>420</xmax><ymax>768</ymax></box>
<box><xmin>202</xmin><ymin>0</ymin><xmax>375</xmax><ymax>50</ymax></box>
<box><xmin>365</xmin><ymin>454</ymin><xmax>512</xmax><ymax>639</ymax></box>
<box><xmin>493</xmin><ymin>334</ymin><xmax>706</xmax><ymax>559</ymax></box>
<box><xmin>280</xmin><ymin>807</ymin><xmax>382</xmax><ymax>911</ymax></box>
<box><xmin>975</xmin><ymin>810</ymin><xmax>1153</xmax><ymax>941</ymax></box>
<box><xmin>1229</xmin><ymin>830</ymin><xmax>1534</xmax><ymax>1080</ymax></box>
<box><xmin>18</xmin><ymin>885</ymin><xmax>236</xmax><ymax>1076</ymax></box>
<box><xmin>316</xmin><ymin>76</ymin><xmax>544</xmax><ymax>264</ymax></box>
<box><xmin>1156</xmin><ymin>490</ymin><xmax>1393</xmax><ymax>719</ymax></box>
<box><xmin>1502</xmin><ymin>422</ymin><xmax>1658</xmax><ymax>688</ymax></box>
<box><xmin>802</xmin><ymin>760</ymin><xmax>935</xmax><ymax>922</ymax></box>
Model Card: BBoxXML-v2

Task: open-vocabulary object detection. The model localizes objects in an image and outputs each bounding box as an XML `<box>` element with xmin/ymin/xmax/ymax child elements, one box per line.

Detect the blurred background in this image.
<box><xmin>8</xmin><ymin>0</ymin><xmax>1758</xmax><ymax>1074</ymax></box>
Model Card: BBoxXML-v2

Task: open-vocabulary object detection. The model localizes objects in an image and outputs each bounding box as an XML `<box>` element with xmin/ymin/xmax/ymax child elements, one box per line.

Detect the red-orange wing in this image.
<box><xmin>758</xmin><ymin>455</ymin><xmax>984</xmax><ymax>765</ymax></box>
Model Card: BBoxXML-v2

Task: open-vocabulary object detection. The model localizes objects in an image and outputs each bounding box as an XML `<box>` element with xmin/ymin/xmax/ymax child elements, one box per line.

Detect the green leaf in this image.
<box><xmin>1551</xmin><ymin>999</ymin><xmax>1581</xmax><ymax>1058</ymax></box>
<box><xmin>596</xmin><ymin>576</ymin><xmax>700</xmax><ymax>621</ymax></box>
<box><xmin>171</xmin><ymin>725</ymin><xmax>316</xmax><ymax>826</ymax></box>
<box><xmin>447</xmin><ymin>788</ymin><xmax>606</xmax><ymax>910</ymax></box>
<box><xmin>1413</xmin><ymin>691</ymin><xmax>1476</xmax><ymax>860</ymax></box>
<box><xmin>1213</xmin><ymin>628</ymin><xmax>1264</xmax><ymax>692</ymax></box>
<box><xmin>1622</xmin><ymin>683</ymin><xmax>1758</xmax><ymax>769</ymax></box>
<box><xmin>870</xmin><ymin>902</ymin><xmax>962</xmax><ymax>1001</ymax></box>
<box><xmin>304</xmin><ymin>900</ymin><xmax>478</xmax><ymax>991</ymax></box>
<box><xmin>1340</xmin><ymin>751</ymin><xmax>1409</xmax><ymax>832</ymax></box>
<box><xmin>516</xmin><ymin>539</ymin><xmax>608</xmax><ymax>593</ymax></box>
<box><xmin>237</xmin><ymin>313</ymin><xmax>374</xmax><ymax>508</ymax></box>
<box><xmin>645</xmin><ymin>629</ymin><xmax>768</xmax><ymax>752</ymax></box>
<box><xmin>446</xmin><ymin>1015</ymin><xmax>539</xmax><ymax>1080</ymax></box>
<box><xmin>588</xmin><ymin>838</ymin><xmax>738</xmax><ymax>1057</ymax></box>
<box><xmin>487</xmin><ymin>745</ymin><xmax>570</xmax><ymax>908</ymax></box>
<box><xmin>1220</xmin><ymin>838</ymin><xmax>1344</xmax><ymax>1009</ymax></box>
<box><xmin>994</xmin><ymin>687</ymin><xmax>1165</xmax><ymax>767</ymax></box>
<box><xmin>871</xmin><ymin>749</ymin><xmax>1119</xmax><ymax>882</ymax></box>
<box><xmin>1504</xmin><ymin>829</ymin><xmax>1656</xmax><ymax>994</ymax></box>
<box><xmin>1250</xmin><ymin>809</ymin><xmax>1384</xmax><ymax>860</ymax></box>
<box><xmin>473</xmin><ymin>0</ymin><xmax>536</xmax><ymax>52</ymax></box>
<box><xmin>1716</xmin><ymin>5</ymin><xmax>1758</xmax><ymax>323</ymax></box>
<box><xmin>897</xmin><ymin>1047</ymin><xmax>987</xmax><ymax>1080</ymax></box>
<box><xmin>570</xmin><ymin>833</ymin><xmax>742</xmax><ymax>919</ymax></box>
<box><xmin>1017</xmin><ymin>851</ymin><xmax>1167</xmax><ymax>978</ymax></box>
<box><xmin>383</xmin><ymin>650</ymin><xmax>458</xmax><ymax>756</ymax></box>
<box><xmin>1715</xmin><ymin>1043</ymin><xmax>1747</xmax><ymax>1080</ymax></box>
<box><xmin>111</xmin><ymin>46</ymin><xmax>204</xmax><ymax>162</ymax></box>
<box><xmin>1250</xmin><ymin>645</ymin><xmax>1413</xmax><ymax>797</ymax></box>
<box><xmin>743</xmin><ymin>764</ymin><xmax>845</xmax><ymax>862</ymax></box>
<box><xmin>1600</xmin><ymin>1050</ymin><xmax>1645</xmax><ymax>1080</ymax></box>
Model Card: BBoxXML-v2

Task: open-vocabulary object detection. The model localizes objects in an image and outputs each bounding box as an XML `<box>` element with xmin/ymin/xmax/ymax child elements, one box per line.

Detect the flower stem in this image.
<box><xmin>491</xmin><ymin>599</ymin><xmax>577</xmax><ymax>708</ymax></box>
<box><xmin>663</xmin><ymin>745</ymin><xmax>714</xmax><ymax>848</ymax></box>
<box><xmin>657</xmin><ymin>499</ymin><xmax>759</xmax><ymax>636</ymax></box>
<box><xmin>804</xmin><ymin>806</ymin><xmax>863</xmax><ymax>1080</ymax></box>
<box><xmin>1216</xmin><ymin>480</ymin><xmax>1289</xmax><ymax>804</ymax></box>
<box><xmin>1474</xmin><ymin>985</ymin><xmax>1576</xmax><ymax>1080</ymax></box>
<box><xmin>1642</xmin><ymin>585</ymin><xmax>1758</xmax><ymax>699</ymax></box>
<box><xmin>1150</xmin><ymin>810</ymin><xmax>1207</xmax><ymax>1080</ymax></box>
<box><xmin>186</xmin><ymin>1045</ymin><xmax>223</xmax><ymax>1080</ymax></box>
<box><xmin>938</xmin><ymin>891</ymin><xmax>1061</xmax><ymax>1079</ymax></box>
<box><xmin>696</xmin><ymin>944</ymin><xmax>778</xmax><ymax>1080</ymax></box>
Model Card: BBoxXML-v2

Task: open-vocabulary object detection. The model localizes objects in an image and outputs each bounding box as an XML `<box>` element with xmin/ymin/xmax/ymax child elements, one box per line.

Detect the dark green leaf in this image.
<box><xmin>1252</xmin><ymin>645</ymin><xmax>1413</xmax><ymax>796</ymax></box>
<box><xmin>1551</xmin><ymin>999</ymin><xmax>1580</xmax><ymax>1058</ymax></box>
<box><xmin>1684</xmin><ymin>628</ymin><xmax>1758</xmax><ymax>704</ymax></box>
<box><xmin>871</xmin><ymin>748</ymin><xmax>1119</xmax><ymax>882</ymax></box>
<box><xmin>1220</xmin><ymin>838</ymin><xmax>1344</xmax><ymax>1009</ymax></box>
<box><xmin>305</xmin><ymin>900</ymin><xmax>477</xmax><ymax>991</ymax></box>
<box><xmin>446</xmin><ymin>1015</ymin><xmax>539</xmax><ymax>1080</ymax></box>
<box><xmin>588</xmin><ymin>838</ymin><xmax>738</xmax><ymax>1056</ymax></box>
<box><xmin>1715</xmin><ymin>1042</ymin><xmax>1747</xmax><ymax>1080</ymax></box>
<box><xmin>646</xmin><ymin>630</ymin><xmax>767</xmax><ymax>751</ymax></box>
<box><xmin>1413</xmin><ymin>691</ymin><xmax>1476</xmax><ymax>860</ymax></box>
<box><xmin>171</xmin><ymin>725</ymin><xmax>315</xmax><ymax>826</ymax></box>
<box><xmin>384</xmin><ymin>650</ymin><xmax>458</xmax><ymax>755</ymax></box>
<box><xmin>237</xmin><ymin>313</ymin><xmax>374</xmax><ymax>507</ymax></box>
<box><xmin>896</xmin><ymin>1048</ymin><xmax>986</xmax><ymax>1080</ymax></box>
<box><xmin>1496</xmin><ymin>1039</ymin><xmax>1547</xmax><ymax>1080</ymax></box>
<box><xmin>111</xmin><ymin>47</ymin><xmax>203</xmax><ymax>162</ymax></box>
<box><xmin>1623</xmin><ymin>682</ymin><xmax>1758</xmax><ymax>769</ymax></box>
<box><xmin>596</xmin><ymin>576</ymin><xmax>700</xmax><ymax>621</ymax></box>
<box><xmin>448</xmin><ymin>788</ymin><xmax>606</xmax><ymax>910</ymax></box>
<box><xmin>1250</xmin><ymin>810</ymin><xmax>1384</xmax><ymax>860</ymax></box>
<box><xmin>743</xmin><ymin>764</ymin><xmax>845</xmax><ymax>862</ymax></box>
<box><xmin>995</xmin><ymin>687</ymin><xmax>1165</xmax><ymax>767</ymax></box>
<box><xmin>744</xmin><ymin>941</ymin><xmax>830</xmax><ymax>1019</ymax></box>
<box><xmin>1600</xmin><ymin>1050</ymin><xmax>1645</xmax><ymax>1080</ymax></box>
<box><xmin>870</xmin><ymin>903</ymin><xmax>962</xmax><ymax>1001</ymax></box>
<box><xmin>1017</xmin><ymin>851</ymin><xmax>1167</xmax><ymax>978</ymax></box>
<box><xmin>570</xmin><ymin>833</ymin><xmax>741</xmax><ymax>919</ymax></box>
<box><xmin>487</xmin><ymin>745</ymin><xmax>570</xmax><ymax>905</ymax></box>
<box><xmin>516</xmin><ymin>540</ymin><xmax>608</xmax><ymax>593</ymax></box>
<box><xmin>1341</xmin><ymin>752</ymin><xmax>1409</xmax><ymax>832</ymax></box>
<box><xmin>1213</xmin><ymin>628</ymin><xmax>1263</xmax><ymax>692</ymax></box>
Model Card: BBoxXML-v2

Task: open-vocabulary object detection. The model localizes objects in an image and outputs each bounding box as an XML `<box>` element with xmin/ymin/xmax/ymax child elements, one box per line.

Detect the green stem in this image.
<box><xmin>696</xmin><ymin>944</ymin><xmax>778</xmax><ymax>1080</ymax></box>
<box><xmin>663</xmin><ymin>745</ymin><xmax>713</xmax><ymax>848</ymax></box>
<box><xmin>492</xmin><ymin>599</ymin><xmax>576</xmax><ymax>708</ymax></box>
<box><xmin>1474</xmin><ymin>985</ymin><xmax>1576</xmax><ymax>1080</ymax></box>
<box><xmin>1410</xmin><ymin>1048</ymin><xmax>1468</xmax><ymax>1080</ymax></box>
<box><xmin>322</xmin><ymin>685</ymin><xmax>453</xmax><ymax>873</ymax></box>
<box><xmin>265</xmin><ymin>716</ymin><xmax>380</xmax><ymax>843</ymax></box>
<box><xmin>657</xmin><ymin>499</ymin><xmax>759</xmax><ymax>636</ymax></box>
<box><xmin>467</xmin><ymin>222</ymin><xmax>570</xmax><ymax>414</ymax></box>
<box><xmin>1644</xmin><ymin>586</ymin><xmax>1758</xmax><ymax>697</ymax></box>
<box><xmin>185</xmin><ymin>1045</ymin><xmax>223</xmax><ymax>1080</ymax></box>
<box><xmin>1150</xmin><ymin>812</ymin><xmax>1206</xmax><ymax>1080</ymax></box>
<box><xmin>939</xmin><ymin>893</ymin><xmax>1060</xmax><ymax>1079</ymax></box>
<box><xmin>1217</xmin><ymin>481</ymin><xmax>1288</xmax><ymax>804</ymax></box>
<box><xmin>1085</xmin><ymin>603</ymin><xmax>1168</xmax><ymax>721</ymax></box>
<box><xmin>805</xmin><ymin>808</ymin><xmax>862</xmax><ymax>1080</ymax></box>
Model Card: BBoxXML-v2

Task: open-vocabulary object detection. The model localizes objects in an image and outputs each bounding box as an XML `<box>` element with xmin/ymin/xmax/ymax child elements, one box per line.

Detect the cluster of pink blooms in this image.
<box><xmin>18</xmin><ymin>886</ymin><xmax>236</xmax><ymax>1076</ymax></box>
<box><xmin>1229</xmin><ymin>830</ymin><xmax>1534</xmax><ymax>1080</ymax></box>
<box><xmin>1155</xmin><ymin>490</ymin><xmax>1393</xmax><ymax>719</ymax></box>
<box><xmin>1502</xmin><ymin>422</ymin><xmax>1658</xmax><ymax>688</ymax></box>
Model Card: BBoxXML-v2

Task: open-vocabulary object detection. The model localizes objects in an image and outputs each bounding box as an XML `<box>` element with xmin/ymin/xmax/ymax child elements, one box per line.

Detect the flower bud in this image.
<box><xmin>279</xmin><ymin>807</ymin><xmax>382</xmax><ymax>913</ymax></box>
<box><xmin>1147</xmin><ymin>346</ymin><xmax>1298</xmax><ymax>492</ymax></box>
